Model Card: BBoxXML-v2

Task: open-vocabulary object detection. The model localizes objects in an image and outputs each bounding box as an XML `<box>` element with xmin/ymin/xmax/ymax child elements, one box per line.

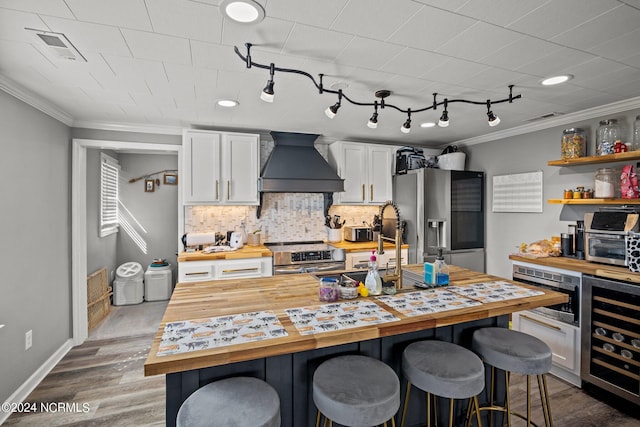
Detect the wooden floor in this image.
<box><xmin>5</xmin><ymin>302</ymin><xmax>639</xmax><ymax>426</ymax></box>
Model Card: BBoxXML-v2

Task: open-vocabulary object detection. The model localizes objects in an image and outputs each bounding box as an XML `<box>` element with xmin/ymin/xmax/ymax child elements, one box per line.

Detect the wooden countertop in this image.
<box><xmin>144</xmin><ymin>264</ymin><xmax>566</xmax><ymax>376</ymax></box>
<box><xmin>509</xmin><ymin>255</ymin><xmax>640</xmax><ymax>284</ymax></box>
<box><xmin>178</xmin><ymin>245</ymin><xmax>272</xmax><ymax>262</ymax></box>
<box><xmin>330</xmin><ymin>241</ymin><xmax>409</xmax><ymax>252</ymax></box>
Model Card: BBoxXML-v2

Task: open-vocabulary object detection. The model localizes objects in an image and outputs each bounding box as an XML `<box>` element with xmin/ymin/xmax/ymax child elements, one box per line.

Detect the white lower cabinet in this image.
<box><xmin>179</xmin><ymin>258</ymin><xmax>273</xmax><ymax>283</ymax></box>
<box><xmin>512</xmin><ymin>310</ymin><xmax>581</xmax><ymax>387</ymax></box>
<box><xmin>345</xmin><ymin>249</ymin><xmax>408</xmax><ymax>270</ymax></box>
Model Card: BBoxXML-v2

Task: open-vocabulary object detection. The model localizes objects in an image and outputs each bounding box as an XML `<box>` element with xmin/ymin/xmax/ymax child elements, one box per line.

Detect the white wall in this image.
<box><xmin>465</xmin><ymin>109</ymin><xmax>640</xmax><ymax>279</ymax></box>
<box><xmin>0</xmin><ymin>89</ymin><xmax>71</xmax><ymax>403</ymax></box>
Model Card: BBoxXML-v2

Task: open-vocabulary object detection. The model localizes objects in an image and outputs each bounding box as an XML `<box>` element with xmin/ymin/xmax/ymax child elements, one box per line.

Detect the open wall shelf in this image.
<box><xmin>548</xmin><ymin>198</ymin><xmax>640</xmax><ymax>205</ymax></box>
<box><xmin>548</xmin><ymin>151</ymin><xmax>640</xmax><ymax>166</ymax></box>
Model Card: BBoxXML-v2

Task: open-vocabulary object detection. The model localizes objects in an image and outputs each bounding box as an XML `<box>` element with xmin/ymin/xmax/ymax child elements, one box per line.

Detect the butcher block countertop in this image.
<box><xmin>144</xmin><ymin>264</ymin><xmax>566</xmax><ymax>376</ymax></box>
<box><xmin>330</xmin><ymin>241</ymin><xmax>409</xmax><ymax>252</ymax></box>
<box><xmin>509</xmin><ymin>254</ymin><xmax>640</xmax><ymax>284</ymax></box>
<box><xmin>178</xmin><ymin>245</ymin><xmax>272</xmax><ymax>262</ymax></box>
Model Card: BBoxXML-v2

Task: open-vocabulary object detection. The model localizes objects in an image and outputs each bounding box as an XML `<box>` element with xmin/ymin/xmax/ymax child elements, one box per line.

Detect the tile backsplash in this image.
<box><xmin>184</xmin><ymin>199</ymin><xmax>380</xmax><ymax>244</ymax></box>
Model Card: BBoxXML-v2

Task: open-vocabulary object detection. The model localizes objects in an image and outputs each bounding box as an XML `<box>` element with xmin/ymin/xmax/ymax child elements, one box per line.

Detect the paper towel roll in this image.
<box><xmin>186</xmin><ymin>232</ymin><xmax>217</xmax><ymax>246</ymax></box>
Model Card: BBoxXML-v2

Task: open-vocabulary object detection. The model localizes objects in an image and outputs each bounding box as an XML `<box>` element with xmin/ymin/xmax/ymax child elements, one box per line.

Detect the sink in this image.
<box><xmin>312</xmin><ymin>269</ymin><xmax>423</xmax><ymax>292</ymax></box>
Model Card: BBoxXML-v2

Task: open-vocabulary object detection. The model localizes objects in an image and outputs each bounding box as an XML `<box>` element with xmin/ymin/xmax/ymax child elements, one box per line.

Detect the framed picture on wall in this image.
<box><xmin>145</xmin><ymin>179</ymin><xmax>155</xmax><ymax>192</ymax></box>
<box><xmin>164</xmin><ymin>173</ymin><xmax>178</xmax><ymax>185</ymax></box>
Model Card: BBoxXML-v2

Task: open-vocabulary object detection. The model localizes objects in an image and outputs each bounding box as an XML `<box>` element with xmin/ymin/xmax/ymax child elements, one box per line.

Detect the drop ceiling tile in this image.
<box><xmin>459</xmin><ymin>67</ymin><xmax>528</xmax><ymax>92</ymax></box>
<box><xmin>82</xmin><ymin>87</ymin><xmax>137</xmax><ymax>105</ymax></box>
<box><xmin>507</xmin><ymin>0</ymin><xmax>620</xmax><ymax>40</ymax></box>
<box><xmin>222</xmin><ymin>17</ymin><xmax>294</xmax><ymax>53</ymax></box>
<box><xmin>435</xmin><ymin>22</ymin><xmax>520</xmax><ymax>61</ymax></box>
<box><xmin>130</xmin><ymin>91</ymin><xmax>175</xmax><ymax>109</ymax></box>
<box><xmin>120</xmin><ymin>29</ymin><xmax>191</xmax><ymax>65</ymax></box>
<box><xmin>381</xmin><ymin>75</ymin><xmax>437</xmax><ymax>100</ymax></box>
<box><xmin>334</xmin><ymin>37</ymin><xmax>405</xmax><ymax>70</ymax></box>
<box><xmin>282</xmin><ymin>23</ymin><xmax>353</xmax><ymax>61</ymax></box>
<box><xmin>147</xmin><ymin>0</ymin><xmax>221</xmax><ymax>43</ymax></box>
<box><xmin>191</xmin><ymin>40</ymin><xmax>242</xmax><ymax>70</ymax></box>
<box><xmin>456</xmin><ymin>0</ymin><xmax>548</xmax><ymax>26</ymax></box>
<box><xmin>551</xmin><ymin>4</ymin><xmax>640</xmax><ymax>51</ymax></box>
<box><xmin>620</xmin><ymin>53</ymin><xmax>640</xmax><ymax>68</ymax></box>
<box><xmin>580</xmin><ymin>66</ymin><xmax>640</xmax><ymax>93</ymax></box>
<box><xmin>102</xmin><ymin>55</ymin><xmax>167</xmax><ymax>93</ymax></box>
<box><xmin>41</xmin><ymin>16</ymin><xmax>132</xmax><ymax>56</ymax></box>
<box><xmin>264</xmin><ymin>0</ymin><xmax>348</xmax><ymax>28</ymax></box>
<box><xmin>588</xmin><ymin>28</ymin><xmax>640</xmax><ymax>62</ymax></box>
<box><xmin>411</xmin><ymin>0</ymin><xmax>470</xmax><ymax>11</ymax></box>
<box><xmin>515</xmin><ymin>47</ymin><xmax>596</xmax><ymax>78</ymax></box>
<box><xmin>422</xmin><ymin>57</ymin><xmax>490</xmax><ymax>86</ymax></box>
<box><xmin>64</xmin><ymin>0</ymin><xmax>151</xmax><ymax>30</ymax></box>
<box><xmin>0</xmin><ymin>39</ymin><xmax>54</xmax><ymax>73</ymax></box>
<box><xmin>563</xmin><ymin>57</ymin><xmax>629</xmax><ymax>87</ymax></box>
<box><xmin>0</xmin><ymin>0</ymin><xmax>74</xmax><ymax>19</ymax></box>
<box><xmin>331</xmin><ymin>0</ymin><xmax>422</xmax><ymax>40</ymax></box>
<box><xmin>0</xmin><ymin>8</ymin><xmax>49</xmax><ymax>43</ymax></box>
<box><xmin>379</xmin><ymin>47</ymin><xmax>449</xmax><ymax>78</ymax></box>
<box><xmin>389</xmin><ymin>6</ymin><xmax>476</xmax><ymax>51</ymax></box>
<box><xmin>477</xmin><ymin>36</ymin><xmax>562</xmax><ymax>72</ymax></box>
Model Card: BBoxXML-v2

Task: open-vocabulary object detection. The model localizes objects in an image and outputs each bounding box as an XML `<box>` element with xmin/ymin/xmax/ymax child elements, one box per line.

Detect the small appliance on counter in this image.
<box><xmin>584</xmin><ymin>210</ymin><xmax>640</xmax><ymax>266</ymax></box>
<box><xmin>343</xmin><ymin>226</ymin><xmax>373</xmax><ymax>242</ymax></box>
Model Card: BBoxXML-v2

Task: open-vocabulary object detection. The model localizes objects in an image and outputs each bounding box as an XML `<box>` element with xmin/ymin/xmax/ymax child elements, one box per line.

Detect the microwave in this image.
<box><xmin>584</xmin><ymin>212</ymin><xmax>640</xmax><ymax>266</ymax></box>
<box><xmin>343</xmin><ymin>226</ymin><xmax>373</xmax><ymax>242</ymax></box>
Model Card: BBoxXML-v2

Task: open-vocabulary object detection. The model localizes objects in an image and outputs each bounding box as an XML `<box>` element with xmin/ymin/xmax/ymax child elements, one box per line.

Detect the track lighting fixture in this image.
<box><xmin>401</xmin><ymin>109</ymin><xmax>411</xmax><ymax>134</ymax></box>
<box><xmin>260</xmin><ymin>63</ymin><xmax>275</xmax><ymax>103</ymax></box>
<box><xmin>367</xmin><ymin>101</ymin><xmax>379</xmax><ymax>129</ymax></box>
<box><xmin>325</xmin><ymin>90</ymin><xmax>342</xmax><ymax>119</ymax></box>
<box><xmin>237</xmin><ymin>43</ymin><xmax>522</xmax><ymax>133</ymax></box>
<box><xmin>486</xmin><ymin>100</ymin><xmax>500</xmax><ymax>127</ymax></box>
<box><xmin>438</xmin><ymin>100</ymin><xmax>449</xmax><ymax>128</ymax></box>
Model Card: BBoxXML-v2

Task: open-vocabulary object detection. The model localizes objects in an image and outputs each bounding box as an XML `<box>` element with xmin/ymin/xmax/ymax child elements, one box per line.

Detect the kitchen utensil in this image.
<box><xmin>325</xmin><ymin>215</ymin><xmax>333</xmax><ymax>228</ymax></box>
<box><xmin>229</xmin><ymin>232</ymin><xmax>244</xmax><ymax>249</ymax></box>
<box><xmin>333</xmin><ymin>215</ymin><xmax>341</xmax><ymax>228</ymax></box>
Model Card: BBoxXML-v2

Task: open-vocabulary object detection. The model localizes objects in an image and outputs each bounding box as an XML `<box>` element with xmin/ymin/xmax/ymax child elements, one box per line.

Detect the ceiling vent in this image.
<box><xmin>25</xmin><ymin>28</ymin><xmax>87</xmax><ymax>62</ymax></box>
<box><xmin>524</xmin><ymin>112</ymin><xmax>565</xmax><ymax>122</ymax></box>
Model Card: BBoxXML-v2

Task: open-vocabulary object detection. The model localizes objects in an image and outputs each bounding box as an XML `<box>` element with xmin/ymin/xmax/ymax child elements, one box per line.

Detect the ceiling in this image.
<box><xmin>2</xmin><ymin>0</ymin><xmax>640</xmax><ymax>148</ymax></box>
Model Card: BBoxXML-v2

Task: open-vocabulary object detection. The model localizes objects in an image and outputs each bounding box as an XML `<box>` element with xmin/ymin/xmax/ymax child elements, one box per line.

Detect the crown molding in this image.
<box><xmin>72</xmin><ymin>120</ymin><xmax>183</xmax><ymax>135</ymax></box>
<box><xmin>454</xmin><ymin>96</ymin><xmax>640</xmax><ymax>147</ymax></box>
<box><xmin>0</xmin><ymin>75</ymin><xmax>73</xmax><ymax>126</ymax></box>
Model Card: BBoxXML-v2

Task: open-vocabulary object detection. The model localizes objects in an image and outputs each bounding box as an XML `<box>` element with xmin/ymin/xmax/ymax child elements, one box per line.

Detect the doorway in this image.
<box><xmin>71</xmin><ymin>139</ymin><xmax>181</xmax><ymax>345</ymax></box>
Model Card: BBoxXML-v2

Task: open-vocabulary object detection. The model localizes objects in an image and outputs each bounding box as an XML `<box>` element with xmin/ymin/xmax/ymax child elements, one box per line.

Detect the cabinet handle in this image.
<box><xmin>362</xmin><ymin>184</ymin><xmax>365</xmax><ymax>201</ymax></box>
<box><xmin>370</xmin><ymin>184</ymin><xmax>373</xmax><ymax>201</ymax></box>
<box><xmin>521</xmin><ymin>314</ymin><xmax>561</xmax><ymax>331</ymax></box>
<box><xmin>221</xmin><ymin>267</ymin><xmax>260</xmax><ymax>273</ymax></box>
<box><xmin>215</xmin><ymin>180</ymin><xmax>219</xmax><ymax>200</ymax></box>
<box><xmin>227</xmin><ymin>180</ymin><xmax>231</xmax><ymax>200</ymax></box>
<box><xmin>185</xmin><ymin>272</ymin><xmax>209</xmax><ymax>276</ymax></box>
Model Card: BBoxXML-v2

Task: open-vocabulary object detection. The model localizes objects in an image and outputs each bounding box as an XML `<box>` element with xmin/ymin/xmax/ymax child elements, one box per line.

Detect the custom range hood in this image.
<box><xmin>258</xmin><ymin>131</ymin><xmax>344</xmax><ymax>193</ymax></box>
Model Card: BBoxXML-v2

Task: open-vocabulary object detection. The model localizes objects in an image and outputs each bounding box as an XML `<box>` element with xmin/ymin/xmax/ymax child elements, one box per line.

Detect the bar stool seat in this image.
<box><xmin>472</xmin><ymin>327</ymin><xmax>553</xmax><ymax>427</ymax></box>
<box><xmin>313</xmin><ymin>355</ymin><xmax>400</xmax><ymax>427</ymax></box>
<box><xmin>177</xmin><ymin>377</ymin><xmax>280</xmax><ymax>427</ymax></box>
<box><xmin>401</xmin><ymin>340</ymin><xmax>484</xmax><ymax>427</ymax></box>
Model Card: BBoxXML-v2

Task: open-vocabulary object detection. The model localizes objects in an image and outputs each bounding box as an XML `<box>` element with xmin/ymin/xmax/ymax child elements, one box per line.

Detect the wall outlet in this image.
<box><xmin>25</xmin><ymin>329</ymin><xmax>32</xmax><ymax>350</ymax></box>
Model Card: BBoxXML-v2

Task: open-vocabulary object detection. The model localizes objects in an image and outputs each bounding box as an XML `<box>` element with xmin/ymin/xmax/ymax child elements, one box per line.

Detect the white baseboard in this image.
<box><xmin>0</xmin><ymin>339</ymin><xmax>73</xmax><ymax>425</ymax></box>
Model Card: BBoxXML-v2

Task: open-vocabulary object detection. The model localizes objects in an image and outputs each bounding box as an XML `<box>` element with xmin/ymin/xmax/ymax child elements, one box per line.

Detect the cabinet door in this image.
<box><xmin>223</xmin><ymin>133</ymin><xmax>259</xmax><ymax>204</ymax></box>
<box><xmin>368</xmin><ymin>146</ymin><xmax>393</xmax><ymax>203</ymax></box>
<box><xmin>346</xmin><ymin>251</ymin><xmax>372</xmax><ymax>270</ymax></box>
<box><xmin>339</xmin><ymin>144</ymin><xmax>368</xmax><ymax>203</ymax></box>
<box><xmin>183</xmin><ymin>132</ymin><xmax>222</xmax><ymax>203</ymax></box>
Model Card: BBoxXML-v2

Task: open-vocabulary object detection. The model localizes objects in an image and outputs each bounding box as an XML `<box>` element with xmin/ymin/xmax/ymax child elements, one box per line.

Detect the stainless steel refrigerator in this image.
<box><xmin>393</xmin><ymin>168</ymin><xmax>485</xmax><ymax>272</ymax></box>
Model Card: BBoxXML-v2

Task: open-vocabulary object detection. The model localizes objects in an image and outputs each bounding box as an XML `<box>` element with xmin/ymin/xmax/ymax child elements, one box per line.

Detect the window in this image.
<box><xmin>100</xmin><ymin>153</ymin><xmax>120</xmax><ymax>237</ymax></box>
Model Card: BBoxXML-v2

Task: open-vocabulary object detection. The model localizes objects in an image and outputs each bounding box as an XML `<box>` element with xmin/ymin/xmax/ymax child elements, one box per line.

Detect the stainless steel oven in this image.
<box><xmin>512</xmin><ymin>262</ymin><xmax>580</xmax><ymax>326</ymax></box>
<box><xmin>265</xmin><ymin>241</ymin><xmax>346</xmax><ymax>275</ymax></box>
<box><xmin>582</xmin><ymin>275</ymin><xmax>640</xmax><ymax>404</ymax></box>
<box><xmin>585</xmin><ymin>211</ymin><xmax>640</xmax><ymax>266</ymax></box>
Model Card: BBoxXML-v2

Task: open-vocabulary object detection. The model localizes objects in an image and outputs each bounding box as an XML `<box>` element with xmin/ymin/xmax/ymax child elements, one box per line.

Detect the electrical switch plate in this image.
<box><xmin>25</xmin><ymin>330</ymin><xmax>32</xmax><ymax>350</ymax></box>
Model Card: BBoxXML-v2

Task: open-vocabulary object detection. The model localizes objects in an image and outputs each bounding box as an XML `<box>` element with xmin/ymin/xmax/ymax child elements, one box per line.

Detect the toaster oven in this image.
<box><xmin>584</xmin><ymin>211</ymin><xmax>640</xmax><ymax>266</ymax></box>
<box><xmin>343</xmin><ymin>226</ymin><xmax>373</xmax><ymax>242</ymax></box>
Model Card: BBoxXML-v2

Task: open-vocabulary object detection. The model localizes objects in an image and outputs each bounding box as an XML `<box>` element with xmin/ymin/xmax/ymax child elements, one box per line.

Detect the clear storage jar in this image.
<box><xmin>633</xmin><ymin>115</ymin><xmax>640</xmax><ymax>151</ymax></box>
<box><xmin>594</xmin><ymin>168</ymin><xmax>618</xmax><ymax>198</ymax></box>
<box><xmin>596</xmin><ymin>119</ymin><xmax>624</xmax><ymax>155</ymax></box>
<box><xmin>561</xmin><ymin>128</ymin><xmax>586</xmax><ymax>159</ymax></box>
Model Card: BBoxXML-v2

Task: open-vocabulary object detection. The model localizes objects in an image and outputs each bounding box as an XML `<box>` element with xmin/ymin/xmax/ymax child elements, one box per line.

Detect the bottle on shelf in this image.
<box><xmin>364</xmin><ymin>250</ymin><xmax>383</xmax><ymax>296</ymax></box>
<box><xmin>434</xmin><ymin>248</ymin><xmax>449</xmax><ymax>286</ymax></box>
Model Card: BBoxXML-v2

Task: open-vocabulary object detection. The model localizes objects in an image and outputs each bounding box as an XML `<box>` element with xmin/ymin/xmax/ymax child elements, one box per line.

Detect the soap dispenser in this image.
<box><xmin>365</xmin><ymin>250</ymin><xmax>383</xmax><ymax>296</ymax></box>
<box><xmin>434</xmin><ymin>248</ymin><xmax>449</xmax><ymax>286</ymax></box>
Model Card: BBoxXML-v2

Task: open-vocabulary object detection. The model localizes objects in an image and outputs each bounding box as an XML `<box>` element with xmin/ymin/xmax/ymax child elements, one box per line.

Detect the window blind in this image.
<box><xmin>100</xmin><ymin>153</ymin><xmax>120</xmax><ymax>237</ymax></box>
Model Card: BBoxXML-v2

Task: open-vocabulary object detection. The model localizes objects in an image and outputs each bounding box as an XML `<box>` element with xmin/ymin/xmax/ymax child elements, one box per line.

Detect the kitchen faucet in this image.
<box><xmin>377</xmin><ymin>201</ymin><xmax>402</xmax><ymax>290</ymax></box>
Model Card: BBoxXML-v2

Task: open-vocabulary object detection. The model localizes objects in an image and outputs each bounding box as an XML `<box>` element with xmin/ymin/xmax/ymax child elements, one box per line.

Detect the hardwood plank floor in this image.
<box><xmin>5</xmin><ymin>300</ymin><xmax>639</xmax><ymax>426</ymax></box>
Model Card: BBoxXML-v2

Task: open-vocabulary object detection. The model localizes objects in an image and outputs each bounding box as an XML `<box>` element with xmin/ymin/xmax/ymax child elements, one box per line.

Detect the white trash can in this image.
<box><xmin>144</xmin><ymin>264</ymin><xmax>173</xmax><ymax>301</ymax></box>
<box><xmin>113</xmin><ymin>262</ymin><xmax>144</xmax><ymax>305</ymax></box>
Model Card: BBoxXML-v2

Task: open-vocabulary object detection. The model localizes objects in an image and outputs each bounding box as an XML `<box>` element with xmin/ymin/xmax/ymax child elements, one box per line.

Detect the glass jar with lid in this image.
<box><xmin>594</xmin><ymin>168</ymin><xmax>618</xmax><ymax>198</ymax></box>
<box><xmin>596</xmin><ymin>119</ymin><xmax>624</xmax><ymax>155</ymax></box>
<box><xmin>633</xmin><ymin>115</ymin><xmax>640</xmax><ymax>151</ymax></box>
<box><xmin>561</xmin><ymin>128</ymin><xmax>586</xmax><ymax>159</ymax></box>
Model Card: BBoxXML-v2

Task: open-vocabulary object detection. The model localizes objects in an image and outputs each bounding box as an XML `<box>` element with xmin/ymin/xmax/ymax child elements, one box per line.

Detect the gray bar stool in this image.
<box><xmin>400</xmin><ymin>340</ymin><xmax>484</xmax><ymax>427</ymax></box>
<box><xmin>176</xmin><ymin>376</ymin><xmax>280</xmax><ymax>427</ymax></box>
<box><xmin>471</xmin><ymin>327</ymin><xmax>553</xmax><ymax>427</ymax></box>
<box><xmin>313</xmin><ymin>355</ymin><xmax>400</xmax><ymax>427</ymax></box>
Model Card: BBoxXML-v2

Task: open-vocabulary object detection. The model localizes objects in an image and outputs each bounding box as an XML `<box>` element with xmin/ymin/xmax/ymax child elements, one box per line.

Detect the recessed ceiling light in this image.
<box><xmin>420</xmin><ymin>122</ymin><xmax>436</xmax><ymax>128</ymax></box>
<box><xmin>541</xmin><ymin>74</ymin><xmax>573</xmax><ymax>86</ymax></box>
<box><xmin>217</xmin><ymin>99</ymin><xmax>239</xmax><ymax>107</ymax></box>
<box><xmin>220</xmin><ymin>0</ymin><xmax>265</xmax><ymax>24</ymax></box>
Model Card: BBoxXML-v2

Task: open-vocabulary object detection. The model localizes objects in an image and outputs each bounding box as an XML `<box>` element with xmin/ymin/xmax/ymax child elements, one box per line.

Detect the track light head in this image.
<box><xmin>438</xmin><ymin>100</ymin><xmax>449</xmax><ymax>127</ymax></box>
<box><xmin>367</xmin><ymin>112</ymin><xmax>378</xmax><ymax>129</ymax></box>
<box><xmin>325</xmin><ymin>102</ymin><xmax>341</xmax><ymax>119</ymax></box>
<box><xmin>401</xmin><ymin>109</ymin><xmax>411</xmax><ymax>134</ymax></box>
<box><xmin>260</xmin><ymin>79</ymin><xmax>274</xmax><ymax>102</ymax></box>
<box><xmin>486</xmin><ymin>100</ymin><xmax>500</xmax><ymax>126</ymax></box>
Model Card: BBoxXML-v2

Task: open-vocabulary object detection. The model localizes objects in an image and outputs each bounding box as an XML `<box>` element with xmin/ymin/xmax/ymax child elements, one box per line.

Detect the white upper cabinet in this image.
<box><xmin>329</xmin><ymin>141</ymin><xmax>394</xmax><ymax>205</ymax></box>
<box><xmin>183</xmin><ymin>130</ymin><xmax>259</xmax><ymax>205</ymax></box>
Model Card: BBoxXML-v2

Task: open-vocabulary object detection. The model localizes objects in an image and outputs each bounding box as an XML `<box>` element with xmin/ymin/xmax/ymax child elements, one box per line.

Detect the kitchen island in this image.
<box><xmin>145</xmin><ymin>264</ymin><xmax>566</xmax><ymax>427</ymax></box>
